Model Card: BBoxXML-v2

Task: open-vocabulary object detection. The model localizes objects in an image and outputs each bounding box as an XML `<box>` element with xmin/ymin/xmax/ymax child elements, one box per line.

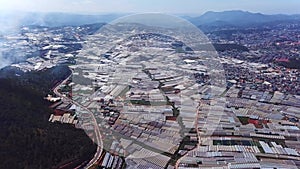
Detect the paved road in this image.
<box><xmin>53</xmin><ymin>74</ymin><xmax>103</xmax><ymax>169</ymax></box>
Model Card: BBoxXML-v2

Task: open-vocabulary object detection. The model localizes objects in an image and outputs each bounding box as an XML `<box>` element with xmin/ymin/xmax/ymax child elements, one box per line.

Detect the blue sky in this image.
<box><xmin>0</xmin><ymin>0</ymin><xmax>299</xmax><ymax>14</ymax></box>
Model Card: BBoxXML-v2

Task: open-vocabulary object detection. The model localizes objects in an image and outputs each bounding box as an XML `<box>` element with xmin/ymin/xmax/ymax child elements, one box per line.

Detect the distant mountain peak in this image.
<box><xmin>189</xmin><ymin>10</ymin><xmax>300</xmax><ymax>27</ymax></box>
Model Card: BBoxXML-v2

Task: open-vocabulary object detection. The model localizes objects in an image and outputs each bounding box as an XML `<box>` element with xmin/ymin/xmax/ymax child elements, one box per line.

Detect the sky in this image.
<box><xmin>0</xmin><ymin>0</ymin><xmax>300</xmax><ymax>15</ymax></box>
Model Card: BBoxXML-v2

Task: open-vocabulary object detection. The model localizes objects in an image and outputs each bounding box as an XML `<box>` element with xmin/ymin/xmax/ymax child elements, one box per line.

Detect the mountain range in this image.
<box><xmin>186</xmin><ymin>10</ymin><xmax>300</xmax><ymax>27</ymax></box>
<box><xmin>0</xmin><ymin>10</ymin><xmax>300</xmax><ymax>33</ymax></box>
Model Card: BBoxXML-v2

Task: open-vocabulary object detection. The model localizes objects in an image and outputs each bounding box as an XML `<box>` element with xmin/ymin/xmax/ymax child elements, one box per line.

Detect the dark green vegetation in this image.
<box><xmin>213</xmin><ymin>140</ymin><xmax>253</xmax><ymax>146</ymax></box>
<box><xmin>0</xmin><ymin>66</ymin><xmax>96</xmax><ymax>169</ymax></box>
<box><xmin>194</xmin><ymin>43</ymin><xmax>249</xmax><ymax>52</ymax></box>
<box><xmin>213</xmin><ymin>43</ymin><xmax>249</xmax><ymax>52</ymax></box>
<box><xmin>237</xmin><ymin>116</ymin><xmax>249</xmax><ymax>125</ymax></box>
<box><xmin>276</xmin><ymin>58</ymin><xmax>300</xmax><ymax>69</ymax></box>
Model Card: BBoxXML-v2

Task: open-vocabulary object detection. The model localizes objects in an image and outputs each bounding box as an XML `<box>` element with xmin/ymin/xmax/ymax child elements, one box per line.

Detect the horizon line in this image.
<box><xmin>1</xmin><ymin>9</ymin><xmax>300</xmax><ymax>17</ymax></box>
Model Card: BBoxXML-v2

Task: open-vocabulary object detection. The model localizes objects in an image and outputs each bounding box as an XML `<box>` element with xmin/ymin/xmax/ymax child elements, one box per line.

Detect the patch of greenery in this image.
<box><xmin>237</xmin><ymin>116</ymin><xmax>249</xmax><ymax>125</ymax></box>
<box><xmin>0</xmin><ymin>66</ymin><xmax>96</xmax><ymax>169</ymax></box>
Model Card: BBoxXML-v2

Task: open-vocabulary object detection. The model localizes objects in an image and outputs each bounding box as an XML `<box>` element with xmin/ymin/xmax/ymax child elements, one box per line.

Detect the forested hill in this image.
<box><xmin>0</xmin><ymin>66</ymin><xmax>97</xmax><ymax>169</ymax></box>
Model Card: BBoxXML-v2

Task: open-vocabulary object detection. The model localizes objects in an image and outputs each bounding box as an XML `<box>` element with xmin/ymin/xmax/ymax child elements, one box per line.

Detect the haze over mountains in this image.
<box><xmin>0</xmin><ymin>10</ymin><xmax>300</xmax><ymax>31</ymax></box>
<box><xmin>187</xmin><ymin>10</ymin><xmax>300</xmax><ymax>27</ymax></box>
<box><xmin>0</xmin><ymin>10</ymin><xmax>299</xmax><ymax>69</ymax></box>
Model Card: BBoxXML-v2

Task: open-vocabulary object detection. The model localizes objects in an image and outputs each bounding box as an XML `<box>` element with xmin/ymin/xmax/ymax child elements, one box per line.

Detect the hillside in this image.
<box><xmin>188</xmin><ymin>10</ymin><xmax>300</xmax><ymax>27</ymax></box>
<box><xmin>0</xmin><ymin>66</ymin><xmax>97</xmax><ymax>169</ymax></box>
